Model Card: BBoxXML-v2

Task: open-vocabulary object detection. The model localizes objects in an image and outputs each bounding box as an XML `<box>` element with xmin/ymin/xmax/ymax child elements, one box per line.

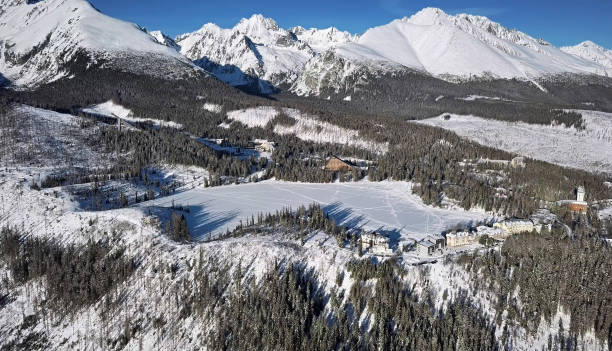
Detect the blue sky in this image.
<box><xmin>91</xmin><ymin>0</ymin><xmax>612</xmax><ymax>48</ymax></box>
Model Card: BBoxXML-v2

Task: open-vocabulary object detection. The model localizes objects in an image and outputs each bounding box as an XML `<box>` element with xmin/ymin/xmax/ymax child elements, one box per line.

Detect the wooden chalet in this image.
<box><xmin>324</xmin><ymin>156</ymin><xmax>354</xmax><ymax>172</ymax></box>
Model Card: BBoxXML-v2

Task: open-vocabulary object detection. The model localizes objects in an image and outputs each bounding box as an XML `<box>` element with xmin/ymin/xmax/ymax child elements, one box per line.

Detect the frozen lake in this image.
<box><xmin>139</xmin><ymin>180</ymin><xmax>487</xmax><ymax>243</ymax></box>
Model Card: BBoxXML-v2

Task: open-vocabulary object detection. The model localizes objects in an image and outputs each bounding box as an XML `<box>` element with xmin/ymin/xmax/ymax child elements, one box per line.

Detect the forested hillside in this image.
<box><xmin>3</xmin><ymin>70</ymin><xmax>612</xmax><ymax>221</ymax></box>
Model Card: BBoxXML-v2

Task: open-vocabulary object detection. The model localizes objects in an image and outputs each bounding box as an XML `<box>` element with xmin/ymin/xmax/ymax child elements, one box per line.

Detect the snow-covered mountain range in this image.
<box><xmin>1</xmin><ymin>1</ymin><xmax>611</xmax><ymax>94</ymax></box>
<box><xmin>0</xmin><ymin>0</ymin><xmax>195</xmax><ymax>87</ymax></box>
<box><xmin>173</xmin><ymin>15</ymin><xmax>315</xmax><ymax>92</ymax></box>
<box><xmin>293</xmin><ymin>8</ymin><xmax>612</xmax><ymax>95</ymax></box>
<box><xmin>169</xmin><ymin>8</ymin><xmax>612</xmax><ymax>95</ymax></box>
<box><xmin>561</xmin><ymin>41</ymin><xmax>612</xmax><ymax>71</ymax></box>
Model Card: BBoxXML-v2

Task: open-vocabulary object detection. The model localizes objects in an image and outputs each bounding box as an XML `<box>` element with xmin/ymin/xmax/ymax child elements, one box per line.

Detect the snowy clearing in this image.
<box><xmin>416</xmin><ymin>111</ymin><xmax>612</xmax><ymax>174</ymax></box>
<box><xmin>138</xmin><ymin>180</ymin><xmax>487</xmax><ymax>243</ymax></box>
<box><xmin>203</xmin><ymin>102</ymin><xmax>223</xmax><ymax>113</ymax></box>
<box><xmin>226</xmin><ymin>106</ymin><xmax>388</xmax><ymax>153</ymax></box>
<box><xmin>82</xmin><ymin>100</ymin><xmax>183</xmax><ymax>129</ymax></box>
<box><xmin>226</xmin><ymin>106</ymin><xmax>278</xmax><ymax>128</ymax></box>
<box><xmin>457</xmin><ymin>95</ymin><xmax>517</xmax><ymax>102</ymax></box>
<box><xmin>1</xmin><ymin>105</ymin><xmax>114</xmax><ymax>170</ymax></box>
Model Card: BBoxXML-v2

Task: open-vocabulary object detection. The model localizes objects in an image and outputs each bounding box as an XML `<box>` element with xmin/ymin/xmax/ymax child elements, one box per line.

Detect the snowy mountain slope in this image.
<box><xmin>0</xmin><ymin>0</ymin><xmax>195</xmax><ymax>87</ymax></box>
<box><xmin>561</xmin><ymin>41</ymin><xmax>612</xmax><ymax>71</ymax></box>
<box><xmin>0</xmin><ymin>105</ymin><xmax>608</xmax><ymax>350</ymax></box>
<box><xmin>290</xmin><ymin>26</ymin><xmax>357</xmax><ymax>52</ymax></box>
<box><xmin>167</xmin><ymin>8</ymin><xmax>612</xmax><ymax>95</ymax></box>
<box><xmin>293</xmin><ymin>8</ymin><xmax>612</xmax><ymax>95</ymax></box>
<box><xmin>149</xmin><ymin>30</ymin><xmax>181</xmax><ymax>51</ymax></box>
<box><xmin>176</xmin><ymin>14</ymin><xmax>314</xmax><ymax>91</ymax></box>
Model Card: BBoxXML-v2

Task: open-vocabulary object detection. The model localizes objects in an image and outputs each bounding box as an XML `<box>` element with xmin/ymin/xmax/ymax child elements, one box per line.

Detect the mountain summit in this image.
<box><xmin>172</xmin><ymin>7</ymin><xmax>611</xmax><ymax>95</ymax></box>
<box><xmin>561</xmin><ymin>41</ymin><xmax>612</xmax><ymax>71</ymax></box>
<box><xmin>175</xmin><ymin>14</ymin><xmax>314</xmax><ymax>92</ymax></box>
<box><xmin>1</xmin><ymin>3</ymin><xmax>610</xmax><ymax>93</ymax></box>
<box><xmin>0</xmin><ymin>0</ymin><xmax>195</xmax><ymax>86</ymax></box>
<box><xmin>294</xmin><ymin>7</ymin><xmax>610</xmax><ymax>95</ymax></box>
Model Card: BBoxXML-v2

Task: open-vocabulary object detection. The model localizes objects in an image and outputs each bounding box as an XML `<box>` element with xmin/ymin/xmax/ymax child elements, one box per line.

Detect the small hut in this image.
<box><xmin>325</xmin><ymin>156</ymin><xmax>354</xmax><ymax>172</ymax></box>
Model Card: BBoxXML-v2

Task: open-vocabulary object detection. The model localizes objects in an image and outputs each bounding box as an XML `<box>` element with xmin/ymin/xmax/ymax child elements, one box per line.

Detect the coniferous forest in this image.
<box><xmin>0</xmin><ymin>47</ymin><xmax>611</xmax><ymax>350</ymax></box>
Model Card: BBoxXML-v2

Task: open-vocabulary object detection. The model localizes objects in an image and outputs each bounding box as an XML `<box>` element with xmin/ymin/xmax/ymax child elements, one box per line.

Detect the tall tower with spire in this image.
<box><xmin>577</xmin><ymin>186</ymin><xmax>585</xmax><ymax>202</ymax></box>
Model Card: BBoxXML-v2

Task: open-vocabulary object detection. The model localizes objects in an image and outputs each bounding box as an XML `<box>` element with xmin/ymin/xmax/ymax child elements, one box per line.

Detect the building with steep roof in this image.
<box><xmin>416</xmin><ymin>240</ymin><xmax>436</xmax><ymax>256</ymax></box>
<box><xmin>324</xmin><ymin>156</ymin><xmax>354</xmax><ymax>172</ymax></box>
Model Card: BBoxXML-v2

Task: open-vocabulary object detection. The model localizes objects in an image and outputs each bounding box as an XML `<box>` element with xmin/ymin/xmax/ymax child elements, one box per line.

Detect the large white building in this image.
<box><xmin>360</xmin><ymin>232</ymin><xmax>393</xmax><ymax>256</ymax></box>
<box><xmin>415</xmin><ymin>234</ymin><xmax>446</xmax><ymax>256</ymax></box>
<box><xmin>253</xmin><ymin>139</ymin><xmax>276</xmax><ymax>153</ymax></box>
<box><xmin>446</xmin><ymin>226</ymin><xmax>507</xmax><ymax>247</ymax></box>
<box><xmin>493</xmin><ymin>219</ymin><xmax>535</xmax><ymax>234</ymax></box>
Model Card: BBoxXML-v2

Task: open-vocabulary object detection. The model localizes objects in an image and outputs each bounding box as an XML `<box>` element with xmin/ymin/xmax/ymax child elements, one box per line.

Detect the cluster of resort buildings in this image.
<box><xmin>360</xmin><ymin>213</ymin><xmax>557</xmax><ymax>257</ymax></box>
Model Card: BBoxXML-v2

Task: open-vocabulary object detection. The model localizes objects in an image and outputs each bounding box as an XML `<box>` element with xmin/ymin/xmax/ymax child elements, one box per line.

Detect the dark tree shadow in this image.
<box><xmin>375</xmin><ymin>227</ymin><xmax>403</xmax><ymax>250</ymax></box>
<box><xmin>185</xmin><ymin>204</ymin><xmax>240</xmax><ymax>241</ymax></box>
<box><xmin>323</xmin><ymin>201</ymin><xmax>369</xmax><ymax>230</ymax></box>
<box><xmin>141</xmin><ymin>202</ymin><xmax>239</xmax><ymax>241</ymax></box>
<box><xmin>0</xmin><ymin>73</ymin><xmax>10</xmax><ymax>88</ymax></box>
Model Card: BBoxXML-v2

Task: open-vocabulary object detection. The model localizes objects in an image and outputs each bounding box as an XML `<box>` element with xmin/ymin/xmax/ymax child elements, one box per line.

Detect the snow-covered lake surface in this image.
<box><xmin>416</xmin><ymin>110</ymin><xmax>612</xmax><ymax>174</ymax></box>
<box><xmin>138</xmin><ymin>180</ymin><xmax>487</xmax><ymax>243</ymax></box>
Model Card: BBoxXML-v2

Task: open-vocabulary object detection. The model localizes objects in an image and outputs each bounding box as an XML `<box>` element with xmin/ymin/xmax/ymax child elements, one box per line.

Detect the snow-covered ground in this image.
<box><xmin>0</xmin><ymin>104</ymin><xmax>604</xmax><ymax>350</ymax></box>
<box><xmin>82</xmin><ymin>100</ymin><xmax>183</xmax><ymax>129</ymax></box>
<box><xmin>138</xmin><ymin>180</ymin><xmax>488</xmax><ymax>242</ymax></box>
<box><xmin>226</xmin><ymin>106</ymin><xmax>388</xmax><ymax>153</ymax></box>
<box><xmin>202</xmin><ymin>102</ymin><xmax>223</xmax><ymax>113</ymax></box>
<box><xmin>416</xmin><ymin>110</ymin><xmax>612</xmax><ymax>174</ymax></box>
<box><xmin>599</xmin><ymin>204</ymin><xmax>612</xmax><ymax>221</ymax></box>
<box><xmin>1</xmin><ymin>105</ymin><xmax>115</xmax><ymax>170</ymax></box>
<box><xmin>456</xmin><ymin>95</ymin><xmax>517</xmax><ymax>102</ymax></box>
<box><xmin>1</xmin><ymin>162</ymin><xmax>602</xmax><ymax>350</ymax></box>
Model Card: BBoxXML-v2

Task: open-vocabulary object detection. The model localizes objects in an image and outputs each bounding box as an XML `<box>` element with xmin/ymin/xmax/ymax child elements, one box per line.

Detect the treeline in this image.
<box><xmin>460</xmin><ymin>225</ymin><xmax>612</xmax><ymax>345</ymax></box>
<box><xmin>167</xmin><ymin>211</ymin><xmax>190</xmax><ymax>243</ymax></box>
<box><xmin>194</xmin><ymin>260</ymin><xmax>499</xmax><ymax>350</ymax></box>
<box><xmin>290</xmin><ymin>65</ymin><xmax>612</xmax><ymax>125</ymax></box>
<box><xmin>0</xmin><ymin>227</ymin><xmax>137</xmax><ymax>314</ymax></box>
<box><xmin>219</xmin><ymin>203</ymin><xmax>351</xmax><ymax>247</ymax></box>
